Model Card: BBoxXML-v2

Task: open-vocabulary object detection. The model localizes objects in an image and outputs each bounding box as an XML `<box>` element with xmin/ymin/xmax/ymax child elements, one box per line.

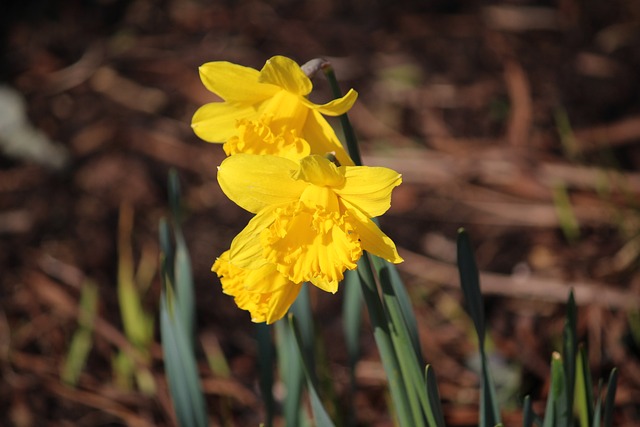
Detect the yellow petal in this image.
<box><xmin>259</xmin><ymin>56</ymin><xmax>312</xmax><ymax>96</ymax></box>
<box><xmin>300</xmin><ymin>88</ymin><xmax>358</xmax><ymax>116</ymax></box>
<box><xmin>245</xmin><ymin>263</ymin><xmax>292</xmax><ymax>293</ymax></box>
<box><xmin>192</xmin><ymin>102</ymin><xmax>258</xmax><ymax>142</ymax></box>
<box><xmin>213</xmin><ymin>251</ymin><xmax>302</xmax><ymax>324</ymax></box>
<box><xmin>265</xmin><ymin>282</ymin><xmax>303</xmax><ymax>324</ymax></box>
<box><xmin>299</xmin><ymin>185</ymin><xmax>341</xmax><ymax>212</ymax></box>
<box><xmin>301</xmin><ymin>111</ymin><xmax>354</xmax><ymax>166</ymax></box>
<box><xmin>228</xmin><ymin>207</ymin><xmax>277</xmax><ymax>269</ymax></box>
<box><xmin>344</xmin><ymin>203</ymin><xmax>403</xmax><ymax>263</ymax></box>
<box><xmin>310</xmin><ymin>277</ymin><xmax>340</xmax><ymax>293</ymax></box>
<box><xmin>258</xmin><ymin>90</ymin><xmax>309</xmax><ymax>133</ymax></box>
<box><xmin>217</xmin><ymin>154</ymin><xmax>307</xmax><ymax>213</ymax></box>
<box><xmin>334</xmin><ymin>167</ymin><xmax>402</xmax><ymax>217</ymax></box>
<box><xmin>199</xmin><ymin>62</ymin><xmax>278</xmax><ymax>103</ymax></box>
<box><xmin>293</xmin><ymin>155</ymin><xmax>345</xmax><ymax>187</ymax></box>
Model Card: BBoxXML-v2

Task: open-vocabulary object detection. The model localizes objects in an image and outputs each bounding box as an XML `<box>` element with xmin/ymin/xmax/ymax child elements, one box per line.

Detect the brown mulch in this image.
<box><xmin>2</xmin><ymin>0</ymin><xmax>640</xmax><ymax>425</ymax></box>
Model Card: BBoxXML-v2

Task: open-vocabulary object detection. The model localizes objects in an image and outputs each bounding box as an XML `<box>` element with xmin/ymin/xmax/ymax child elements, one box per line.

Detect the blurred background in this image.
<box><xmin>2</xmin><ymin>0</ymin><xmax>640</xmax><ymax>425</ymax></box>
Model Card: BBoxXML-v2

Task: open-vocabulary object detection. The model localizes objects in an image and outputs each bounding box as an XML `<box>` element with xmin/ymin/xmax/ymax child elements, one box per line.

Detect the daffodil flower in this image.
<box><xmin>214</xmin><ymin>154</ymin><xmax>403</xmax><ymax>305</ymax></box>
<box><xmin>191</xmin><ymin>56</ymin><xmax>357</xmax><ymax>165</ymax></box>
<box><xmin>213</xmin><ymin>251</ymin><xmax>302</xmax><ymax>324</ymax></box>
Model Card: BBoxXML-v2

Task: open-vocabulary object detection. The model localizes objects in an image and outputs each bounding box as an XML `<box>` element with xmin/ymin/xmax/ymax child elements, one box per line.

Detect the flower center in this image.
<box><xmin>260</xmin><ymin>201</ymin><xmax>362</xmax><ymax>290</ymax></box>
<box><xmin>223</xmin><ymin>118</ymin><xmax>311</xmax><ymax>160</ymax></box>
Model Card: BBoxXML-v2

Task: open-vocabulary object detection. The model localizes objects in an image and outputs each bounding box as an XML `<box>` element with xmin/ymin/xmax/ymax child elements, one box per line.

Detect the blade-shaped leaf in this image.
<box><xmin>289</xmin><ymin>315</ymin><xmax>336</xmax><ymax>427</ymax></box>
<box><xmin>575</xmin><ymin>345</ymin><xmax>594</xmax><ymax>427</ymax></box>
<box><xmin>356</xmin><ymin>255</ymin><xmax>413</xmax><ymax>427</ymax></box>
<box><xmin>160</xmin><ymin>287</ymin><xmax>208</xmax><ymax>427</ymax></box>
<box><xmin>174</xmin><ymin>231</ymin><xmax>195</xmax><ymax>345</ymax></box>
<box><xmin>255</xmin><ymin>323</ymin><xmax>275</xmax><ymax>427</ymax></box>
<box><xmin>563</xmin><ymin>290</ymin><xmax>578</xmax><ymax>423</ymax></box>
<box><xmin>425</xmin><ymin>365</ymin><xmax>446</xmax><ymax>427</ymax></box>
<box><xmin>456</xmin><ymin>229</ymin><xmax>501</xmax><ymax>427</ymax></box>
<box><xmin>602</xmin><ymin>368</ymin><xmax>617</xmax><ymax>427</ymax></box>
<box><xmin>290</xmin><ymin>284</ymin><xmax>316</xmax><ymax>384</ymax></box>
<box><xmin>343</xmin><ymin>269</ymin><xmax>362</xmax><ymax>427</ymax></box>
<box><xmin>522</xmin><ymin>395</ymin><xmax>534</xmax><ymax>427</ymax></box>
<box><xmin>543</xmin><ymin>352</ymin><xmax>566</xmax><ymax>427</ymax></box>
<box><xmin>275</xmin><ymin>320</ymin><xmax>306</xmax><ymax>427</ymax></box>
<box><xmin>375</xmin><ymin>257</ymin><xmax>424</xmax><ymax>365</ymax></box>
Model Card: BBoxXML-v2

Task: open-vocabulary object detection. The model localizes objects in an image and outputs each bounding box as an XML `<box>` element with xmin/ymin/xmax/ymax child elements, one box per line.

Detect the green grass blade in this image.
<box><xmin>522</xmin><ymin>395</ymin><xmax>534</xmax><ymax>427</ymax></box>
<box><xmin>290</xmin><ymin>284</ymin><xmax>316</xmax><ymax>383</ymax></box>
<box><xmin>343</xmin><ymin>269</ymin><xmax>363</xmax><ymax>427</ymax></box>
<box><xmin>456</xmin><ymin>229</ymin><xmax>501</xmax><ymax>427</ymax></box>
<box><xmin>343</xmin><ymin>269</ymin><xmax>363</xmax><ymax>371</ymax></box>
<box><xmin>456</xmin><ymin>229</ymin><xmax>486</xmax><ymax>344</ymax></box>
<box><xmin>255</xmin><ymin>323</ymin><xmax>275</xmax><ymax>427</ymax></box>
<box><xmin>425</xmin><ymin>365</ymin><xmax>446</xmax><ymax>427</ymax></box>
<box><xmin>543</xmin><ymin>352</ymin><xmax>566</xmax><ymax>427</ymax></box>
<box><xmin>160</xmin><ymin>286</ymin><xmax>208</xmax><ymax>427</ymax></box>
<box><xmin>575</xmin><ymin>345</ymin><xmax>594</xmax><ymax>427</ymax></box>
<box><xmin>563</xmin><ymin>290</ymin><xmax>578</xmax><ymax>425</ymax></box>
<box><xmin>389</xmin><ymin>330</ymin><xmax>426</xmax><ymax>426</ymax></box>
<box><xmin>552</xmin><ymin>184</ymin><xmax>580</xmax><ymax>242</ymax></box>
<box><xmin>375</xmin><ymin>262</ymin><xmax>433</xmax><ymax>426</ymax></box>
<box><xmin>374</xmin><ymin>257</ymin><xmax>424</xmax><ymax>365</ymax></box>
<box><xmin>168</xmin><ymin>168</ymin><xmax>184</xmax><ymax>225</ymax></box>
<box><xmin>61</xmin><ymin>280</ymin><xmax>99</xmax><ymax>385</ymax></box>
<box><xmin>174</xmin><ymin>230</ymin><xmax>195</xmax><ymax>345</ymax></box>
<box><xmin>159</xmin><ymin>218</ymin><xmax>174</xmax><ymax>279</ymax></box>
<box><xmin>357</xmin><ymin>255</ymin><xmax>414</xmax><ymax>427</ymax></box>
<box><xmin>275</xmin><ymin>320</ymin><xmax>306</xmax><ymax>427</ymax></box>
<box><xmin>591</xmin><ymin>380</ymin><xmax>603</xmax><ymax>427</ymax></box>
<box><xmin>602</xmin><ymin>368</ymin><xmax>618</xmax><ymax>427</ymax></box>
<box><xmin>289</xmin><ymin>315</ymin><xmax>336</xmax><ymax>427</ymax></box>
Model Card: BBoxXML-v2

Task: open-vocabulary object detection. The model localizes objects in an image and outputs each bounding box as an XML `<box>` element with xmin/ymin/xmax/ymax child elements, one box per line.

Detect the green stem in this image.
<box><xmin>322</xmin><ymin>63</ymin><xmax>363</xmax><ymax>166</ymax></box>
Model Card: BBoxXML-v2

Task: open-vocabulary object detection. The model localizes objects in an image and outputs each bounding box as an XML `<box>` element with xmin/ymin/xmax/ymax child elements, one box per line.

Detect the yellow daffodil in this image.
<box><xmin>214</xmin><ymin>154</ymin><xmax>403</xmax><ymax>301</ymax></box>
<box><xmin>213</xmin><ymin>251</ymin><xmax>302</xmax><ymax>324</ymax></box>
<box><xmin>191</xmin><ymin>55</ymin><xmax>357</xmax><ymax>165</ymax></box>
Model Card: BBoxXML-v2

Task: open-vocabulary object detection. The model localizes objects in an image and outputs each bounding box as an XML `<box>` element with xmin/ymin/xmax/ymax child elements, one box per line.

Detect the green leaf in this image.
<box><xmin>522</xmin><ymin>395</ymin><xmax>534</xmax><ymax>427</ymax></box>
<box><xmin>456</xmin><ymin>229</ymin><xmax>501</xmax><ymax>427</ymax></box>
<box><xmin>158</xmin><ymin>218</ymin><xmax>174</xmax><ymax>279</ymax></box>
<box><xmin>160</xmin><ymin>287</ymin><xmax>208</xmax><ymax>427</ymax></box>
<box><xmin>591</xmin><ymin>380</ymin><xmax>602</xmax><ymax>427</ymax></box>
<box><xmin>425</xmin><ymin>365</ymin><xmax>446</xmax><ymax>427</ymax></box>
<box><xmin>61</xmin><ymin>281</ymin><xmax>99</xmax><ymax>386</ymax></box>
<box><xmin>602</xmin><ymin>368</ymin><xmax>618</xmax><ymax>427</ymax></box>
<box><xmin>168</xmin><ymin>168</ymin><xmax>184</xmax><ymax>225</ymax></box>
<box><xmin>174</xmin><ymin>231</ymin><xmax>195</xmax><ymax>345</ymax></box>
<box><xmin>356</xmin><ymin>255</ymin><xmax>414</xmax><ymax>427</ymax></box>
<box><xmin>563</xmin><ymin>290</ymin><xmax>578</xmax><ymax>425</ymax></box>
<box><xmin>290</xmin><ymin>284</ymin><xmax>316</xmax><ymax>384</ymax></box>
<box><xmin>276</xmin><ymin>320</ymin><xmax>306</xmax><ymax>427</ymax></box>
<box><xmin>289</xmin><ymin>315</ymin><xmax>336</xmax><ymax>427</ymax></box>
<box><xmin>456</xmin><ymin>229</ymin><xmax>486</xmax><ymax>344</ymax></box>
<box><xmin>255</xmin><ymin>323</ymin><xmax>275</xmax><ymax>427</ymax></box>
<box><xmin>543</xmin><ymin>353</ymin><xmax>566</xmax><ymax>427</ymax></box>
<box><xmin>342</xmin><ymin>269</ymin><xmax>363</xmax><ymax>426</ymax></box>
<box><xmin>374</xmin><ymin>257</ymin><xmax>424</xmax><ymax>365</ymax></box>
<box><xmin>575</xmin><ymin>345</ymin><xmax>594</xmax><ymax>427</ymax></box>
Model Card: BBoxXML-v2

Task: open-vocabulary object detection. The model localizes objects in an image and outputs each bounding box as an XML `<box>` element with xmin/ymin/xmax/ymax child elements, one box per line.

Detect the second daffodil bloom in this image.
<box><xmin>213</xmin><ymin>154</ymin><xmax>403</xmax><ymax>323</ymax></box>
<box><xmin>191</xmin><ymin>55</ymin><xmax>357</xmax><ymax>165</ymax></box>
